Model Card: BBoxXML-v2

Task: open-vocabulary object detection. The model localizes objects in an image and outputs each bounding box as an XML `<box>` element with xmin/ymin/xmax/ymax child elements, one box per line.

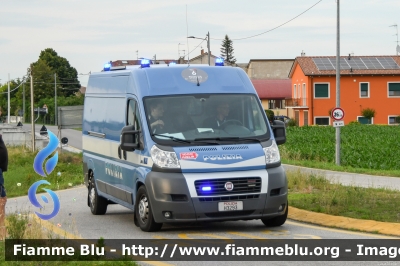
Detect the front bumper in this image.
<box><xmin>145</xmin><ymin>166</ymin><xmax>287</xmax><ymax>223</ymax></box>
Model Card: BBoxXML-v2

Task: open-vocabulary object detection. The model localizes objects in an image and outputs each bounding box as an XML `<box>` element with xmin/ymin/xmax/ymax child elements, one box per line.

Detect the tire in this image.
<box><xmin>88</xmin><ymin>175</ymin><xmax>108</xmax><ymax>215</ymax></box>
<box><xmin>135</xmin><ymin>186</ymin><xmax>162</xmax><ymax>232</ymax></box>
<box><xmin>261</xmin><ymin>203</ymin><xmax>288</xmax><ymax>227</ymax></box>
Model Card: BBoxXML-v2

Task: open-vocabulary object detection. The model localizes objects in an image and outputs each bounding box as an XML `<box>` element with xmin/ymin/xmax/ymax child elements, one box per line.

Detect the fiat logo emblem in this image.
<box><xmin>224</xmin><ymin>182</ymin><xmax>234</xmax><ymax>191</ymax></box>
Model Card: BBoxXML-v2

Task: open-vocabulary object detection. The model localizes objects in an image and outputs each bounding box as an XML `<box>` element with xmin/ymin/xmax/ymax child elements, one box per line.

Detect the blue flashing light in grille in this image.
<box><xmin>103</xmin><ymin>63</ymin><xmax>111</xmax><ymax>71</ymax></box>
<box><xmin>141</xmin><ymin>59</ymin><xmax>150</xmax><ymax>68</ymax></box>
<box><xmin>215</xmin><ymin>58</ymin><xmax>224</xmax><ymax>66</ymax></box>
<box><xmin>202</xmin><ymin>186</ymin><xmax>212</xmax><ymax>191</ymax></box>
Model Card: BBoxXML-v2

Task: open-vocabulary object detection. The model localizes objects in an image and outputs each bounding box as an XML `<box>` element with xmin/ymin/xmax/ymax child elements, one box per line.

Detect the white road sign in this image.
<box><xmin>331</xmin><ymin>107</ymin><xmax>345</xmax><ymax>121</ymax></box>
<box><xmin>333</xmin><ymin>120</ymin><xmax>345</xmax><ymax>127</ymax></box>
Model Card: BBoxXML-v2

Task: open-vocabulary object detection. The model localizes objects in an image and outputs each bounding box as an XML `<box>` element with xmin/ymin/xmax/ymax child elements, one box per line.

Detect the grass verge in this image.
<box><xmin>0</xmin><ymin>212</ymin><xmax>138</xmax><ymax>265</ymax></box>
<box><xmin>5</xmin><ymin>146</ymin><xmax>83</xmax><ymax>198</ymax></box>
<box><xmin>282</xmin><ymin>158</ymin><xmax>400</xmax><ymax>177</ymax></box>
<box><xmin>287</xmin><ymin>170</ymin><xmax>400</xmax><ymax>223</ymax></box>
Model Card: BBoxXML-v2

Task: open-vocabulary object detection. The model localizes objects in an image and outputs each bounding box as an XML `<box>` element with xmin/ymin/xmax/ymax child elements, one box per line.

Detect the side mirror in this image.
<box><xmin>271</xmin><ymin>120</ymin><xmax>286</xmax><ymax>145</ymax></box>
<box><xmin>120</xmin><ymin>125</ymin><xmax>141</xmax><ymax>151</ymax></box>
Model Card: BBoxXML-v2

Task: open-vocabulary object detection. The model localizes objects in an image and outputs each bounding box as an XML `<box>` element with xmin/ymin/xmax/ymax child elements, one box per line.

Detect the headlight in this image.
<box><xmin>150</xmin><ymin>145</ymin><xmax>181</xmax><ymax>169</ymax></box>
<box><xmin>263</xmin><ymin>140</ymin><xmax>280</xmax><ymax>164</ymax></box>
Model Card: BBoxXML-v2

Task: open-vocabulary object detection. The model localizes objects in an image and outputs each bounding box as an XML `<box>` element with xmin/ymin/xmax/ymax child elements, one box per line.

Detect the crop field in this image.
<box><xmin>280</xmin><ymin>124</ymin><xmax>400</xmax><ymax>170</ymax></box>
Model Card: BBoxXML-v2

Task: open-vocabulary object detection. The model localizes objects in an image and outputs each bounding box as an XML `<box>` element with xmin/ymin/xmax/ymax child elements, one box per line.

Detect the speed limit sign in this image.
<box><xmin>331</xmin><ymin>107</ymin><xmax>345</xmax><ymax>121</ymax></box>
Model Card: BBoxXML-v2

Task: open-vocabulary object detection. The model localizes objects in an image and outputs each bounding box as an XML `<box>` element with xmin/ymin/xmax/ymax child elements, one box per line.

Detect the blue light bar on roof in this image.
<box><xmin>215</xmin><ymin>57</ymin><xmax>224</xmax><ymax>66</ymax></box>
<box><xmin>103</xmin><ymin>63</ymin><xmax>111</xmax><ymax>71</ymax></box>
<box><xmin>169</xmin><ymin>62</ymin><xmax>176</xmax><ymax>66</ymax></box>
<box><xmin>141</xmin><ymin>59</ymin><xmax>150</xmax><ymax>68</ymax></box>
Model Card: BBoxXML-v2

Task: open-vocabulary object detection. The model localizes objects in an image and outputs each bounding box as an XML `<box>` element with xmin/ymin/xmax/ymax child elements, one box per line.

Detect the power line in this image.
<box><xmin>211</xmin><ymin>0</ymin><xmax>323</xmax><ymax>41</ymax></box>
<box><xmin>186</xmin><ymin>39</ymin><xmax>206</xmax><ymax>58</ymax></box>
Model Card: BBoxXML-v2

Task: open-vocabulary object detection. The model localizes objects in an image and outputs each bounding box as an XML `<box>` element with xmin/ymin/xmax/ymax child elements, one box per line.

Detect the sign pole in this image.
<box><xmin>335</xmin><ymin>0</ymin><xmax>341</xmax><ymax>165</ymax></box>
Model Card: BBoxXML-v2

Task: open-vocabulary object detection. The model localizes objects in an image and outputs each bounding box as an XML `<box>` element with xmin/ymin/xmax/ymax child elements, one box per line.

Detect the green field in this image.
<box><xmin>280</xmin><ymin>124</ymin><xmax>400</xmax><ymax>171</ymax></box>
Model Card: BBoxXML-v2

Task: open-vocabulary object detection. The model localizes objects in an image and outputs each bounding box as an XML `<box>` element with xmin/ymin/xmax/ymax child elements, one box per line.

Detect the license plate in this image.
<box><xmin>218</xmin><ymin>201</ymin><xmax>243</xmax><ymax>211</ymax></box>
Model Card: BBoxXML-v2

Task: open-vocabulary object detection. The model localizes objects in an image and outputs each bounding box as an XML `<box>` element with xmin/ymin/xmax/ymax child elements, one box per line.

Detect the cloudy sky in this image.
<box><xmin>1</xmin><ymin>0</ymin><xmax>399</xmax><ymax>87</ymax></box>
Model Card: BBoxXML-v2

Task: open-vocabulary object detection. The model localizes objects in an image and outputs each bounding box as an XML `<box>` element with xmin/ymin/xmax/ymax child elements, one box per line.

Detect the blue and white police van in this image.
<box><xmin>82</xmin><ymin>59</ymin><xmax>288</xmax><ymax>232</ymax></box>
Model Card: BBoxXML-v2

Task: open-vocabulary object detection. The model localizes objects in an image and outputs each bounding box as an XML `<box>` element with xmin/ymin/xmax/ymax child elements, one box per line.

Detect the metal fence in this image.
<box><xmin>57</xmin><ymin>105</ymin><xmax>84</xmax><ymax>129</ymax></box>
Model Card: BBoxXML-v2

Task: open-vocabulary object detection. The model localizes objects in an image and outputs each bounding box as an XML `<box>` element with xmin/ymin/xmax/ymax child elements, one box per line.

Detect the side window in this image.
<box><xmin>127</xmin><ymin>99</ymin><xmax>142</xmax><ymax>131</ymax></box>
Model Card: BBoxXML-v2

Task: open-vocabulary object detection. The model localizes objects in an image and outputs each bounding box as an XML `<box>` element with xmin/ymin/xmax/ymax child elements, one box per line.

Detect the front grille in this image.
<box><xmin>195</xmin><ymin>177</ymin><xmax>261</xmax><ymax>196</ymax></box>
<box><xmin>198</xmin><ymin>194</ymin><xmax>260</xmax><ymax>202</ymax></box>
<box><xmin>205</xmin><ymin>210</ymin><xmax>255</xmax><ymax>218</ymax></box>
<box><xmin>222</xmin><ymin>146</ymin><xmax>249</xmax><ymax>150</ymax></box>
<box><xmin>189</xmin><ymin>147</ymin><xmax>217</xmax><ymax>151</ymax></box>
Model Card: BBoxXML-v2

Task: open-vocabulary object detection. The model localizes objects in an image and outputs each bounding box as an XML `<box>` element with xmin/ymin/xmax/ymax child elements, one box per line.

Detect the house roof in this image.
<box><xmin>251</xmin><ymin>79</ymin><xmax>292</xmax><ymax>99</ymax></box>
<box><xmin>289</xmin><ymin>55</ymin><xmax>400</xmax><ymax>77</ymax></box>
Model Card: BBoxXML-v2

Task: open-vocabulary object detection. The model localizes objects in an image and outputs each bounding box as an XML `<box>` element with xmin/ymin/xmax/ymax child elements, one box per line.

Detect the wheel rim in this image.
<box><xmin>138</xmin><ymin>195</ymin><xmax>149</xmax><ymax>223</ymax></box>
<box><xmin>89</xmin><ymin>186</ymin><xmax>95</xmax><ymax>209</ymax></box>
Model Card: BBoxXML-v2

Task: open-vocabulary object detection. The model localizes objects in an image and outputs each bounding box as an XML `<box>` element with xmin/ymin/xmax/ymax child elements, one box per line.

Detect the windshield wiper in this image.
<box><xmin>151</xmin><ymin>134</ymin><xmax>192</xmax><ymax>144</ymax></box>
<box><xmin>194</xmin><ymin>137</ymin><xmax>262</xmax><ymax>143</ymax></box>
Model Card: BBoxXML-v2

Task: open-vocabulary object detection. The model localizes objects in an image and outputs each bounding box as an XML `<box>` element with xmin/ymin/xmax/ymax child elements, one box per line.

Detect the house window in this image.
<box><xmin>388</xmin><ymin>83</ymin><xmax>400</xmax><ymax>97</ymax></box>
<box><xmin>314</xmin><ymin>83</ymin><xmax>329</xmax><ymax>98</ymax></box>
<box><xmin>357</xmin><ymin>116</ymin><xmax>373</xmax><ymax>124</ymax></box>
<box><xmin>268</xmin><ymin>100</ymin><xmax>285</xmax><ymax>109</ymax></box>
<box><xmin>268</xmin><ymin>100</ymin><xmax>275</xmax><ymax>109</ymax></box>
<box><xmin>388</xmin><ymin>116</ymin><xmax>400</xmax><ymax>125</ymax></box>
<box><xmin>360</xmin><ymin>83</ymin><xmax>369</xmax><ymax>98</ymax></box>
<box><xmin>294</xmin><ymin>84</ymin><xmax>297</xmax><ymax>98</ymax></box>
<box><xmin>315</xmin><ymin>117</ymin><xmax>330</xmax><ymax>125</ymax></box>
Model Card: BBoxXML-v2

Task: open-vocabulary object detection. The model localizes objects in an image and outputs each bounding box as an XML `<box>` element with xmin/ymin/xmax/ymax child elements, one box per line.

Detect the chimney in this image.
<box><xmin>201</xmin><ymin>49</ymin><xmax>204</xmax><ymax>55</ymax></box>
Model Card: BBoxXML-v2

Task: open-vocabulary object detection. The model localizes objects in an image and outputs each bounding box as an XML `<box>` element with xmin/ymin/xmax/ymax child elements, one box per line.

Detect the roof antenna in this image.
<box><xmin>186</xmin><ymin>5</ymin><xmax>190</xmax><ymax>66</ymax></box>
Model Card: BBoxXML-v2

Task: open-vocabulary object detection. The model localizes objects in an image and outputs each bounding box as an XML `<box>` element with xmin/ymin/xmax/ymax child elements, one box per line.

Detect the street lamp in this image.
<box><xmin>187</xmin><ymin>32</ymin><xmax>210</xmax><ymax>66</ymax></box>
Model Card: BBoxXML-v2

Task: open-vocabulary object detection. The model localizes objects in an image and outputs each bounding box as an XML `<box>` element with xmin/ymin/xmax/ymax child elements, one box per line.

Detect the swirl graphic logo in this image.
<box><xmin>28</xmin><ymin>180</ymin><xmax>60</xmax><ymax>220</ymax></box>
<box><xmin>33</xmin><ymin>130</ymin><xmax>59</xmax><ymax>177</ymax></box>
<box><xmin>28</xmin><ymin>130</ymin><xmax>60</xmax><ymax>220</ymax></box>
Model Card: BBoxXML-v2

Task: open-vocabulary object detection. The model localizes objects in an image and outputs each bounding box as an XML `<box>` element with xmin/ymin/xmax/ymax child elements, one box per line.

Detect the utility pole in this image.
<box><xmin>30</xmin><ymin>66</ymin><xmax>35</xmax><ymax>151</ymax></box>
<box><xmin>207</xmin><ymin>32</ymin><xmax>211</xmax><ymax>66</ymax></box>
<box><xmin>55</xmin><ymin>73</ymin><xmax>57</xmax><ymax>126</ymax></box>
<box><xmin>23</xmin><ymin>82</ymin><xmax>25</xmax><ymax>123</ymax></box>
<box><xmin>335</xmin><ymin>0</ymin><xmax>341</xmax><ymax>165</ymax></box>
<box><xmin>7</xmin><ymin>74</ymin><xmax>10</xmax><ymax>124</ymax></box>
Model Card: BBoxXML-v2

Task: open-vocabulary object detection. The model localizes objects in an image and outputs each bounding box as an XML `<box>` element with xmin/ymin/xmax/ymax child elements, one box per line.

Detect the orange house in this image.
<box><xmin>287</xmin><ymin>55</ymin><xmax>400</xmax><ymax>126</ymax></box>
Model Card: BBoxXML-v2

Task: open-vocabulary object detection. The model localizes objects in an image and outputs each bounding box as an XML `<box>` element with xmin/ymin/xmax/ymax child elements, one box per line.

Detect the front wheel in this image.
<box><xmin>261</xmin><ymin>203</ymin><xmax>288</xmax><ymax>227</ymax></box>
<box><xmin>135</xmin><ymin>186</ymin><xmax>162</xmax><ymax>232</ymax></box>
<box><xmin>88</xmin><ymin>175</ymin><xmax>108</xmax><ymax>215</ymax></box>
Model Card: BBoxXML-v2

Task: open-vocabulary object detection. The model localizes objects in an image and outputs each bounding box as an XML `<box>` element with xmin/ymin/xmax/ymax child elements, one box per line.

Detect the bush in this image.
<box><xmin>361</xmin><ymin>108</ymin><xmax>376</xmax><ymax>120</ymax></box>
<box><xmin>348</xmin><ymin>120</ymin><xmax>361</xmax><ymax>125</ymax></box>
<box><xmin>7</xmin><ymin>213</ymin><xmax>28</xmax><ymax>239</ymax></box>
<box><xmin>287</xmin><ymin>118</ymin><xmax>297</xmax><ymax>127</ymax></box>
<box><xmin>264</xmin><ymin>109</ymin><xmax>274</xmax><ymax>122</ymax></box>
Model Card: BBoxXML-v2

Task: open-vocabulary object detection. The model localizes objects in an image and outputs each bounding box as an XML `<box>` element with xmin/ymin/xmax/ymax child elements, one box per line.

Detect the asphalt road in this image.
<box><xmin>22</xmin><ymin>123</ymin><xmax>82</xmax><ymax>149</ymax></box>
<box><xmin>6</xmin><ymin>186</ymin><xmax>397</xmax><ymax>266</ymax></box>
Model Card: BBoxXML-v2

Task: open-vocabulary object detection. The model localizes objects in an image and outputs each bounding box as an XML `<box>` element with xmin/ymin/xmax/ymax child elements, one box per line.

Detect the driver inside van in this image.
<box><xmin>148</xmin><ymin>101</ymin><xmax>165</xmax><ymax>134</ymax></box>
<box><xmin>202</xmin><ymin>102</ymin><xmax>230</xmax><ymax>129</ymax></box>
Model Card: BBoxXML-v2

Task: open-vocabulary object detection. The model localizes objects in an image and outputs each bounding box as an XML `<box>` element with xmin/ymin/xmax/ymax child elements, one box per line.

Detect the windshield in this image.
<box><xmin>144</xmin><ymin>94</ymin><xmax>270</xmax><ymax>145</ymax></box>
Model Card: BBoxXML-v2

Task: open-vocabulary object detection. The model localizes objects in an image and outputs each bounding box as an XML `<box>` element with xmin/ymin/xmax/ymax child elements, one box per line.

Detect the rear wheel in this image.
<box><xmin>135</xmin><ymin>186</ymin><xmax>162</xmax><ymax>232</ymax></box>
<box><xmin>261</xmin><ymin>203</ymin><xmax>288</xmax><ymax>227</ymax></box>
<box><xmin>88</xmin><ymin>173</ymin><xmax>108</xmax><ymax>215</ymax></box>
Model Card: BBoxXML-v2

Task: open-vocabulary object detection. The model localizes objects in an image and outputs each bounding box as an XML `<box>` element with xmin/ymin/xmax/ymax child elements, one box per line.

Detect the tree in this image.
<box><xmin>220</xmin><ymin>35</ymin><xmax>236</xmax><ymax>65</ymax></box>
<box><xmin>35</xmin><ymin>48</ymin><xmax>81</xmax><ymax>97</ymax></box>
<box><xmin>361</xmin><ymin>108</ymin><xmax>376</xmax><ymax>124</ymax></box>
